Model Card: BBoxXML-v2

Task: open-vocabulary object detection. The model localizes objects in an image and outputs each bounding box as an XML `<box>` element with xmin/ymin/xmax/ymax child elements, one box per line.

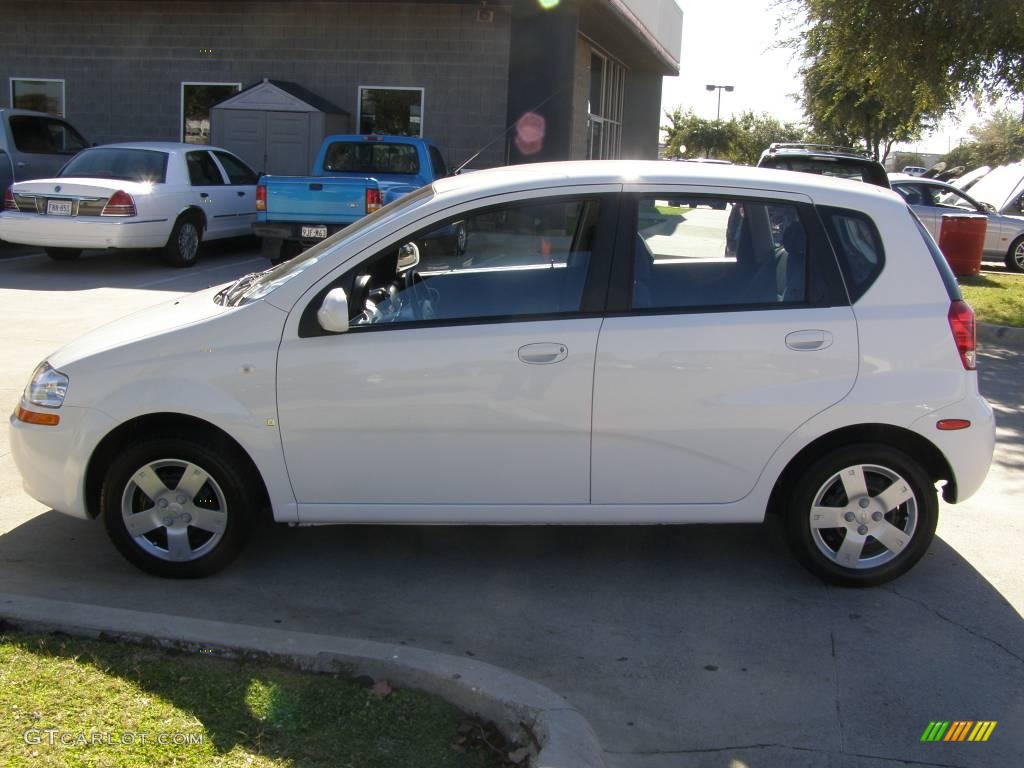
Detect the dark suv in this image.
<box><xmin>757</xmin><ymin>143</ymin><xmax>890</xmax><ymax>189</ymax></box>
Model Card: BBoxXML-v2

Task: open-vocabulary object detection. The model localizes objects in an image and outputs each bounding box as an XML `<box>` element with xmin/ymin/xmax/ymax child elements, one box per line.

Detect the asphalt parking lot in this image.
<box><xmin>1</xmin><ymin>240</ymin><xmax>1021</xmax><ymax>768</ymax></box>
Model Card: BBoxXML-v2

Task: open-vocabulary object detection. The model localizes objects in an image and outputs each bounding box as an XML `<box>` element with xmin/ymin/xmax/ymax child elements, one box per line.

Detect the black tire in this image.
<box><xmin>100</xmin><ymin>436</ymin><xmax>257</xmax><ymax>578</ymax></box>
<box><xmin>784</xmin><ymin>443</ymin><xmax>938</xmax><ymax>587</ymax></box>
<box><xmin>161</xmin><ymin>213</ymin><xmax>202</xmax><ymax>268</ymax></box>
<box><xmin>45</xmin><ymin>247</ymin><xmax>82</xmax><ymax>261</ymax></box>
<box><xmin>1005</xmin><ymin>235</ymin><xmax>1024</xmax><ymax>273</ymax></box>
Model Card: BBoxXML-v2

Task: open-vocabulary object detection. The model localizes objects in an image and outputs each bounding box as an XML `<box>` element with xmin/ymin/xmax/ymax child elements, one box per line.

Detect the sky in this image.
<box><xmin>660</xmin><ymin>0</ymin><xmax>1001</xmax><ymax>156</ymax></box>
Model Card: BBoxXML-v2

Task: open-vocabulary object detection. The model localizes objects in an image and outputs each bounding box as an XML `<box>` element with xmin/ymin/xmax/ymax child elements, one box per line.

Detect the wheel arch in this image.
<box><xmin>176</xmin><ymin>205</ymin><xmax>207</xmax><ymax>234</ymax></box>
<box><xmin>84</xmin><ymin>412</ymin><xmax>270</xmax><ymax>520</ymax></box>
<box><xmin>767</xmin><ymin>423</ymin><xmax>956</xmax><ymax>518</ymax></box>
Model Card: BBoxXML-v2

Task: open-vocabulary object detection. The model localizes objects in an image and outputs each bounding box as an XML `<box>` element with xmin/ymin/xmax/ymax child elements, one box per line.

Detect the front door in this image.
<box><xmin>592</xmin><ymin>190</ymin><xmax>859</xmax><ymax>505</ymax></box>
<box><xmin>276</xmin><ymin>193</ymin><xmax>616</xmax><ymax>513</ymax></box>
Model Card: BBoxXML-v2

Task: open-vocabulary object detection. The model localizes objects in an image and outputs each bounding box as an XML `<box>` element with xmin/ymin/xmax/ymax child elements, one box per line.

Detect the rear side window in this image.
<box><xmin>818</xmin><ymin>207</ymin><xmax>885</xmax><ymax>302</ymax></box>
<box><xmin>428</xmin><ymin>146</ymin><xmax>447</xmax><ymax>178</ymax></box>
<box><xmin>323</xmin><ymin>142</ymin><xmax>420</xmax><ymax>175</ymax></box>
<box><xmin>910</xmin><ymin>211</ymin><xmax>962</xmax><ymax>300</ymax></box>
<box><xmin>186</xmin><ymin>151</ymin><xmax>225</xmax><ymax>186</ymax></box>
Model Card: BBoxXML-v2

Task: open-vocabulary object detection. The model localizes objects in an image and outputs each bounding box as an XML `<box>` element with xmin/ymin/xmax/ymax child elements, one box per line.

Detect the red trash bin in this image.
<box><xmin>938</xmin><ymin>213</ymin><xmax>986</xmax><ymax>277</ymax></box>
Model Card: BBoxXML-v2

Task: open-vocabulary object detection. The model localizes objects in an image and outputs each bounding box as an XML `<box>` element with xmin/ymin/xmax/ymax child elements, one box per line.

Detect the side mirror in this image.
<box><xmin>317</xmin><ymin>288</ymin><xmax>350</xmax><ymax>333</ymax></box>
<box><xmin>397</xmin><ymin>242</ymin><xmax>420</xmax><ymax>272</ymax></box>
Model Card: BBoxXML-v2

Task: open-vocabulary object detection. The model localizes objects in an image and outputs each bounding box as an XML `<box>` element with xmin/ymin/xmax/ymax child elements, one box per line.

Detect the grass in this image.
<box><xmin>655</xmin><ymin>205</ymin><xmax>694</xmax><ymax>217</ymax></box>
<box><xmin>959</xmin><ymin>271</ymin><xmax>1024</xmax><ymax>327</ymax></box>
<box><xmin>0</xmin><ymin>632</ymin><xmax>504</xmax><ymax>768</ymax></box>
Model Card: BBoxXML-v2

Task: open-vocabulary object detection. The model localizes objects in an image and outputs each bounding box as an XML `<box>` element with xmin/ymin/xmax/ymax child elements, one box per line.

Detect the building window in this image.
<box><xmin>10</xmin><ymin>78</ymin><xmax>65</xmax><ymax>116</ymax></box>
<box><xmin>586</xmin><ymin>51</ymin><xmax>625</xmax><ymax>160</ymax></box>
<box><xmin>358</xmin><ymin>87</ymin><xmax>424</xmax><ymax>137</ymax></box>
<box><xmin>181</xmin><ymin>82</ymin><xmax>241</xmax><ymax>144</ymax></box>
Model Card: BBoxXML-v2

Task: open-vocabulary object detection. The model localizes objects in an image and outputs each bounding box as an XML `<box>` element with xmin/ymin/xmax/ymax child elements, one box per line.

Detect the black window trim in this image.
<box><xmin>297</xmin><ymin>192</ymin><xmax>621</xmax><ymax>338</ymax></box>
<box><xmin>604</xmin><ymin>192</ymin><xmax>848</xmax><ymax>317</ymax></box>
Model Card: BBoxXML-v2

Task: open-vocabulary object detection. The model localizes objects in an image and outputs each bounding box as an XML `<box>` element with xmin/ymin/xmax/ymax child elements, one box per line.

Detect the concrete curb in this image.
<box><xmin>978</xmin><ymin>322</ymin><xmax>1024</xmax><ymax>351</ymax></box>
<box><xmin>0</xmin><ymin>592</ymin><xmax>606</xmax><ymax>768</ymax></box>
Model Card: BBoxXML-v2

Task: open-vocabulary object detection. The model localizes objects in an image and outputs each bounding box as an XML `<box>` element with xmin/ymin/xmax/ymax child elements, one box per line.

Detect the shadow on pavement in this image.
<box><xmin>0</xmin><ymin>237</ymin><xmax>265</xmax><ymax>292</ymax></box>
<box><xmin>1</xmin><ymin>510</ymin><xmax>1020</xmax><ymax>765</ymax></box>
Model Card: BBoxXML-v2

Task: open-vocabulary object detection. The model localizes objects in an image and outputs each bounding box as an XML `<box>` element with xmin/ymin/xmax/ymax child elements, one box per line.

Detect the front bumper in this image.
<box><xmin>0</xmin><ymin>212</ymin><xmax>171</xmax><ymax>250</ymax></box>
<box><xmin>9</xmin><ymin>404</ymin><xmax>116</xmax><ymax>520</ymax></box>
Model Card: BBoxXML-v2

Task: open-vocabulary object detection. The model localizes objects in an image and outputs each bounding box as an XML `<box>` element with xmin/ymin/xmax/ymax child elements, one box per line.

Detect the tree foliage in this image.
<box><xmin>942</xmin><ymin>110</ymin><xmax>1024</xmax><ymax>169</ymax></box>
<box><xmin>791</xmin><ymin>0</ymin><xmax>1024</xmax><ymax>160</ymax></box>
<box><xmin>662</xmin><ymin>109</ymin><xmax>808</xmax><ymax>164</ymax></box>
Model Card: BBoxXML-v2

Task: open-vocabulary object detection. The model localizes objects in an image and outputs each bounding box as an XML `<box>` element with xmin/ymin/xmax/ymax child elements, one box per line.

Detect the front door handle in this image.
<box><xmin>518</xmin><ymin>342</ymin><xmax>568</xmax><ymax>365</ymax></box>
<box><xmin>786</xmin><ymin>329</ymin><xmax>833</xmax><ymax>351</ymax></box>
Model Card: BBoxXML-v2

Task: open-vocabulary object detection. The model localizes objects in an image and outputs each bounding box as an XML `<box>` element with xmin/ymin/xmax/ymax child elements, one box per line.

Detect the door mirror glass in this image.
<box><xmin>396</xmin><ymin>242</ymin><xmax>420</xmax><ymax>272</ymax></box>
<box><xmin>1018</xmin><ymin>194</ymin><xmax>1024</xmax><ymax>213</ymax></box>
<box><xmin>317</xmin><ymin>288</ymin><xmax>350</xmax><ymax>333</ymax></box>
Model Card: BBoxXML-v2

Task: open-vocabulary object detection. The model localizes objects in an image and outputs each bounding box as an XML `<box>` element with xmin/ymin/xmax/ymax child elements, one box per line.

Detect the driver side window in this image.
<box><xmin>332</xmin><ymin>197</ymin><xmax>601</xmax><ymax>330</ymax></box>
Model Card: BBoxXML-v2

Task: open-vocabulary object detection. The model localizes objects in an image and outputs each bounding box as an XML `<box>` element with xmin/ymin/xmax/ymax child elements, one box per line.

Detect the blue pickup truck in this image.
<box><xmin>254</xmin><ymin>134</ymin><xmax>462</xmax><ymax>264</ymax></box>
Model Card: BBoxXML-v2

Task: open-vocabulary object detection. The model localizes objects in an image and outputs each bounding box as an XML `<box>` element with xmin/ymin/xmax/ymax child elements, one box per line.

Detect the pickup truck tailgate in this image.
<box><xmin>263</xmin><ymin>177</ymin><xmax>369</xmax><ymax>222</ymax></box>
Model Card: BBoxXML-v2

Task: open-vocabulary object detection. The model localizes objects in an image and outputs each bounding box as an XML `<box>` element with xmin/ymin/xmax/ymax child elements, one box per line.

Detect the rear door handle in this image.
<box><xmin>786</xmin><ymin>329</ymin><xmax>833</xmax><ymax>351</ymax></box>
<box><xmin>199</xmin><ymin>192</ymin><xmax>209</xmax><ymax>198</ymax></box>
<box><xmin>518</xmin><ymin>342</ymin><xmax>568</xmax><ymax>365</ymax></box>
<box><xmin>237</xmin><ymin>190</ymin><xmax>246</xmax><ymax>197</ymax></box>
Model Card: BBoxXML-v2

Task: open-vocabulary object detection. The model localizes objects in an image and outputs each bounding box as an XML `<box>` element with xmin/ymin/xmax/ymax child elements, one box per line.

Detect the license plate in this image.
<box><xmin>301</xmin><ymin>225</ymin><xmax>327</xmax><ymax>240</ymax></box>
<box><xmin>47</xmin><ymin>199</ymin><xmax>73</xmax><ymax>216</ymax></box>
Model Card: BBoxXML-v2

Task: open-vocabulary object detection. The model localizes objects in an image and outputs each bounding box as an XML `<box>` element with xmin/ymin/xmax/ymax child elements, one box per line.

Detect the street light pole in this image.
<box><xmin>705</xmin><ymin>83</ymin><xmax>735</xmax><ymax>121</ymax></box>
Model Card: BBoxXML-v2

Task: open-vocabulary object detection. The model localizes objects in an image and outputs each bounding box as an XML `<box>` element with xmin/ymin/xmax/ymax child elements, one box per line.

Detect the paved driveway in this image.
<box><xmin>1</xmin><ymin>242</ymin><xmax>1021</xmax><ymax>768</ymax></box>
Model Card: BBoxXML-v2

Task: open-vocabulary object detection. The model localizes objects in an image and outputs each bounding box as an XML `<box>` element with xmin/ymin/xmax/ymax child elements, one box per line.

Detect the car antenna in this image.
<box><xmin>452</xmin><ymin>85</ymin><xmax>570</xmax><ymax>175</ymax></box>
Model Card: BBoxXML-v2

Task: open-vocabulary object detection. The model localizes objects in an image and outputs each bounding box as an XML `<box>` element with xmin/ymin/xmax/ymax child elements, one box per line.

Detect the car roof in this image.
<box><xmin>434</xmin><ymin>160</ymin><xmax>901</xmax><ymax>207</ymax></box>
<box><xmin>84</xmin><ymin>142</ymin><xmax>232</xmax><ymax>154</ymax></box>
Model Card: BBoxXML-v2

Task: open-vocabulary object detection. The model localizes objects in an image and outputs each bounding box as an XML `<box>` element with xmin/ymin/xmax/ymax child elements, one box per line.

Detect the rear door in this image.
<box><xmin>591</xmin><ymin>188</ymin><xmax>858</xmax><ymax>505</ymax></box>
<box><xmin>185</xmin><ymin>150</ymin><xmax>228</xmax><ymax>237</ymax></box>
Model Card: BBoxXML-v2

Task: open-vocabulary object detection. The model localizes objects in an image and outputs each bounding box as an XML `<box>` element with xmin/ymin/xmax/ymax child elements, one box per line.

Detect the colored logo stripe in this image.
<box><xmin>920</xmin><ymin>721</ymin><xmax>996</xmax><ymax>742</ymax></box>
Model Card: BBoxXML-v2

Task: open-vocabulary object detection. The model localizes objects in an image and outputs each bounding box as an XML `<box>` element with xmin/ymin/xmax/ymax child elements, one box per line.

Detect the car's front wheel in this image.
<box><xmin>785</xmin><ymin>444</ymin><xmax>938</xmax><ymax>587</ymax></box>
<box><xmin>101</xmin><ymin>437</ymin><xmax>256</xmax><ymax>577</ymax></box>
<box><xmin>1006</xmin><ymin>235</ymin><xmax>1024</xmax><ymax>273</ymax></box>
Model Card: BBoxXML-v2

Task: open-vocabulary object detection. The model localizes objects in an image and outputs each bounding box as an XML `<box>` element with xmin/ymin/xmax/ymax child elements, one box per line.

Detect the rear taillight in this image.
<box><xmin>3</xmin><ymin>187</ymin><xmax>17</xmax><ymax>211</ymax></box>
<box><xmin>256</xmin><ymin>185</ymin><xmax>266</xmax><ymax>211</ymax></box>
<box><xmin>366</xmin><ymin>187</ymin><xmax>382</xmax><ymax>213</ymax></box>
<box><xmin>948</xmin><ymin>299</ymin><xmax>976</xmax><ymax>370</ymax></box>
<box><xmin>101</xmin><ymin>190</ymin><xmax>136</xmax><ymax>217</ymax></box>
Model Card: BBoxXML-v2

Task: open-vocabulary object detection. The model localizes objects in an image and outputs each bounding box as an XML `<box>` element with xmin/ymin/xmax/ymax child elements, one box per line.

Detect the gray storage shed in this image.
<box><xmin>210</xmin><ymin>79</ymin><xmax>351</xmax><ymax>176</ymax></box>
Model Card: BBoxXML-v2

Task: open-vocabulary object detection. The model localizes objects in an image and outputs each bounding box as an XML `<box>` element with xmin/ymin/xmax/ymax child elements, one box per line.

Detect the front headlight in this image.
<box><xmin>25</xmin><ymin>362</ymin><xmax>69</xmax><ymax>408</ymax></box>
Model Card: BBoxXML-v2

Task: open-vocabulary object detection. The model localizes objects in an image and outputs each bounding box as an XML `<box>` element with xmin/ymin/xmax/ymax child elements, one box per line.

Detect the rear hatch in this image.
<box><xmin>261</xmin><ymin>176</ymin><xmax>372</xmax><ymax>222</ymax></box>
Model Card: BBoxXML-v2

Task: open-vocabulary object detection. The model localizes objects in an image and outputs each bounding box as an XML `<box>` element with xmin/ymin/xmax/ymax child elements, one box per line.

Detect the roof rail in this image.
<box><xmin>767</xmin><ymin>142</ymin><xmax>872</xmax><ymax>158</ymax></box>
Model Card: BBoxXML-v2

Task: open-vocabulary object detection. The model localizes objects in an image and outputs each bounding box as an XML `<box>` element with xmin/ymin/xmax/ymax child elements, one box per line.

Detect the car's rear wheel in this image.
<box><xmin>785</xmin><ymin>444</ymin><xmax>938</xmax><ymax>586</ymax></box>
<box><xmin>101</xmin><ymin>437</ymin><xmax>256</xmax><ymax>577</ymax></box>
<box><xmin>45</xmin><ymin>247</ymin><xmax>82</xmax><ymax>261</ymax></box>
<box><xmin>1006</xmin><ymin>235</ymin><xmax>1024</xmax><ymax>272</ymax></box>
<box><xmin>161</xmin><ymin>213</ymin><xmax>202</xmax><ymax>268</ymax></box>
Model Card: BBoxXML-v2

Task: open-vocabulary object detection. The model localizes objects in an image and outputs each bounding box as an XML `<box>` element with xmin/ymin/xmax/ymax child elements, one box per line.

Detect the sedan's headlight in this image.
<box><xmin>25</xmin><ymin>362</ymin><xmax>69</xmax><ymax>408</ymax></box>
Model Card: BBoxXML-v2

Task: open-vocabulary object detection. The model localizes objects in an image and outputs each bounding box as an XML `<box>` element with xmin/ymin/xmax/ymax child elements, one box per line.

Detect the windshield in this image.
<box><xmin>965</xmin><ymin>163</ymin><xmax>1024</xmax><ymax>209</ymax></box>
<box><xmin>323</xmin><ymin>142</ymin><xmax>420</xmax><ymax>175</ymax></box>
<box><xmin>231</xmin><ymin>184</ymin><xmax>435</xmax><ymax>306</ymax></box>
<box><xmin>59</xmin><ymin>148</ymin><xmax>169</xmax><ymax>183</ymax></box>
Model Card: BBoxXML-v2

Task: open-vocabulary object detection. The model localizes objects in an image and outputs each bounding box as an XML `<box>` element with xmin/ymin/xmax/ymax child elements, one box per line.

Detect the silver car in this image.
<box><xmin>889</xmin><ymin>173</ymin><xmax>1024</xmax><ymax>271</ymax></box>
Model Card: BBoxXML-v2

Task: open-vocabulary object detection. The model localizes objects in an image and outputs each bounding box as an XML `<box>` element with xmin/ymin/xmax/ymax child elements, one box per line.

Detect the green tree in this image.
<box><xmin>728</xmin><ymin>111</ymin><xmax>808</xmax><ymax>165</ymax></box>
<box><xmin>789</xmin><ymin>0</ymin><xmax>1024</xmax><ymax>160</ymax></box>
<box><xmin>942</xmin><ymin>110</ymin><xmax>1024</xmax><ymax>169</ymax></box>
<box><xmin>662</xmin><ymin>108</ymin><xmax>738</xmax><ymax>159</ymax></box>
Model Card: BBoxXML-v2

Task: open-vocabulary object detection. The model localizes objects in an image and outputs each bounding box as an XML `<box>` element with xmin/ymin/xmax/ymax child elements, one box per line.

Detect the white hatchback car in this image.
<box><xmin>9</xmin><ymin>161</ymin><xmax>994</xmax><ymax>586</ymax></box>
<box><xmin>1</xmin><ymin>142</ymin><xmax>259</xmax><ymax>267</ymax></box>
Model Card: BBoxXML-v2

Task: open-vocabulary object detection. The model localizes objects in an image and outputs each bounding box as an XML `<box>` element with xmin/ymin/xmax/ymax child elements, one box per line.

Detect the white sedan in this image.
<box><xmin>0</xmin><ymin>142</ymin><xmax>259</xmax><ymax>267</ymax></box>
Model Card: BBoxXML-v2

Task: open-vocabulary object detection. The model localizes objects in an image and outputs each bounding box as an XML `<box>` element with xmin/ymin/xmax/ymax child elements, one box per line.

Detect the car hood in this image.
<box><xmin>48</xmin><ymin>284</ymin><xmax>231</xmax><ymax>370</ymax></box>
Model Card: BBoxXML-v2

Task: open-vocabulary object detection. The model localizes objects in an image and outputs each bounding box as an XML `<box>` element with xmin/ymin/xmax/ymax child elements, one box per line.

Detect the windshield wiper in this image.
<box><xmin>219</xmin><ymin>268</ymin><xmax>271</xmax><ymax>306</ymax></box>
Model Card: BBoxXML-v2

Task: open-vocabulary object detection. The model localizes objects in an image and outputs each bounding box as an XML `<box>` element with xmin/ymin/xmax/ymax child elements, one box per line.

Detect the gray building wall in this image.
<box><xmin>0</xmin><ymin>1</ymin><xmax>512</xmax><ymax>169</ymax></box>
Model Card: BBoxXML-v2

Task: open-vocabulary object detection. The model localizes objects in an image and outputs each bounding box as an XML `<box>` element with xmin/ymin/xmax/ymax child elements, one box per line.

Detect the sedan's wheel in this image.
<box><xmin>786</xmin><ymin>444</ymin><xmax>937</xmax><ymax>586</ymax></box>
<box><xmin>45</xmin><ymin>247</ymin><xmax>82</xmax><ymax>261</ymax></box>
<box><xmin>1006</xmin><ymin>236</ymin><xmax>1024</xmax><ymax>273</ymax></box>
<box><xmin>161</xmin><ymin>214</ymin><xmax>202</xmax><ymax>268</ymax></box>
<box><xmin>101</xmin><ymin>437</ymin><xmax>256</xmax><ymax>577</ymax></box>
